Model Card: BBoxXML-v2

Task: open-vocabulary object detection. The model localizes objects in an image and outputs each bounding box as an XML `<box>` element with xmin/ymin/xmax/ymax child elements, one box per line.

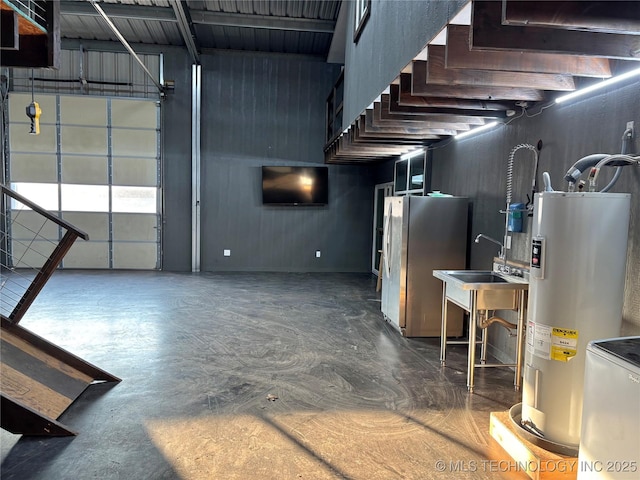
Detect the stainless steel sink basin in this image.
<box><xmin>433</xmin><ymin>269</ymin><xmax>528</xmax><ymax>311</ymax></box>
<box><xmin>446</xmin><ymin>272</ymin><xmax>509</xmax><ymax>284</ymax></box>
<box><xmin>433</xmin><ymin>270</ymin><xmax>528</xmax><ymax>290</ymax></box>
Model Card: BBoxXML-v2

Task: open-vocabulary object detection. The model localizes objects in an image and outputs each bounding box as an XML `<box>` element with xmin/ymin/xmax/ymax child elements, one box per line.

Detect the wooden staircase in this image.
<box><xmin>1</xmin><ymin>316</ymin><xmax>121</xmax><ymax>436</ymax></box>
<box><xmin>1</xmin><ymin>185</ymin><xmax>121</xmax><ymax>436</ymax></box>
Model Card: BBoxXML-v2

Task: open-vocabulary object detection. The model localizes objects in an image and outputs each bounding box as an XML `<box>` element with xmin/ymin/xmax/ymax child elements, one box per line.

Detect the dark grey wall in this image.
<box><xmin>342</xmin><ymin>0</ymin><xmax>466</xmax><ymax>127</ymax></box>
<box><xmin>430</xmin><ymin>80</ymin><xmax>640</xmax><ymax>358</ymax></box>
<box><xmin>193</xmin><ymin>51</ymin><xmax>373</xmax><ymax>272</ymax></box>
<box><xmin>161</xmin><ymin>51</ymin><xmax>193</xmax><ymax>271</ymax></box>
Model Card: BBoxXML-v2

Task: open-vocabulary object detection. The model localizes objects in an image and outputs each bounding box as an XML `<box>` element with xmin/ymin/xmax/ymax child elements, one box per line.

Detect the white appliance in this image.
<box><xmin>578</xmin><ymin>337</ymin><xmax>640</xmax><ymax>479</ymax></box>
<box><xmin>381</xmin><ymin>195</ymin><xmax>467</xmax><ymax>337</ymax></box>
<box><xmin>521</xmin><ymin>192</ymin><xmax>631</xmax><ymax>449</ymax></box>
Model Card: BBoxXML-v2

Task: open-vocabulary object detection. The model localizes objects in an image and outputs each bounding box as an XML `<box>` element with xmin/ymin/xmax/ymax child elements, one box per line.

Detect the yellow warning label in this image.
<box><xmin>551</xmin><ymin>327</ymin><xmax>578</xmax><ymax>362</ymax></box>
<box><xmin>553</xmin><ymin>328</ymin><xmax>578</xmax><ymax>337</ymax></box>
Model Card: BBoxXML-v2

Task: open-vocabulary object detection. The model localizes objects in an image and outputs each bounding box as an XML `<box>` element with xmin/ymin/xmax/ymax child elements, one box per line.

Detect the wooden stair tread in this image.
<box><xmin>0</xmin><ymin>333</ymin><xmax>93</xmax><ymax>420</ymax></box>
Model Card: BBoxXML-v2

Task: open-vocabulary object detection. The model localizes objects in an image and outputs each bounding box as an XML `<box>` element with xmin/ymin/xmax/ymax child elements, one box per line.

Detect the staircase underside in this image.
<box><xmin>1</xmin><ymin>315</ymin><xmax>120</xmax><ymax>436</ymax></box>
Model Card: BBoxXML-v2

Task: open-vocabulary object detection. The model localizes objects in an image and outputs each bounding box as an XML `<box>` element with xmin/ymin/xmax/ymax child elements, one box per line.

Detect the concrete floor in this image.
<box><xmin>1</xmin><ymin>271</ymin><xmax>527</xmax><ymax>479</ymax></box>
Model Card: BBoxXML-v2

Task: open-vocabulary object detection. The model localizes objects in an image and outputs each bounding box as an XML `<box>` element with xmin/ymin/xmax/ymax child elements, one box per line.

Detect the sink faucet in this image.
<box><xmin>475</xmin><ymin>234</ymin><xmax>506</xmax><ymax>262</ymax></box>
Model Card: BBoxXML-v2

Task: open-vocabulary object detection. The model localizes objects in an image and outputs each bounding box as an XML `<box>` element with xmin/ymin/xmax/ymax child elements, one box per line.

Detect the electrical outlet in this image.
<box><xmin>315</xmin><ymin>250</ymin><xmax>321</xmax><ymax>258</ymax></box>
<box><xmin>223</xmin><ymin>249</ymin><xmax>231</xmax><ymax>257</ymax></box>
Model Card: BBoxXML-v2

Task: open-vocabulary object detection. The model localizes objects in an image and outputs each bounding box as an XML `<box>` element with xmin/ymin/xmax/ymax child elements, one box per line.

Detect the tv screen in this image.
<box><xmin>262</xmin><ymin>166</ymin><xmax>329</xmax><ymax>205</ymax></box>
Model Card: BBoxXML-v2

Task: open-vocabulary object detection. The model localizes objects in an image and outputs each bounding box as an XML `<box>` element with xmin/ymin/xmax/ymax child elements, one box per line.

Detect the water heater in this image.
<box><xmin>521</xmin><ymin>192</ymin><xmax>631</xmax><ymax>449</ymax></box>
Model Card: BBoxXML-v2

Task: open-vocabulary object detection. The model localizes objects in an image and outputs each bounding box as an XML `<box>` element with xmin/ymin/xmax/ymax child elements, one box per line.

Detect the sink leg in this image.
<box><xmin>467</xmin><ymin>292</ymin><xmax>477</xmax><ymax>392</ymax></box>
<box><xmin>440</xmin><ymin>287</ymin><xmax>448</xmax><ymax>366</ymax></box>
<box><xmin>480</xmin><ymin>319</ymin><xmax>488</xmax><ymax>364</ymax></box>
<box><xmin>514</xmin><ymin>290</ymin><xmax>527</xmax><ymax>390</ymax></box>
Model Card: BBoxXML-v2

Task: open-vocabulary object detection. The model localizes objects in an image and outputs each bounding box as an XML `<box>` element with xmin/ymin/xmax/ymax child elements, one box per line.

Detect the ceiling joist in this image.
<box><xmin>471</xmin><ymin>0</ymin><xmax>640</xmax><ymax>60</ymax></box>
<box><xmin>351</xmin><ymin>123</ymin><xmax>432</xmax><ymax>144</ymax></box>
<box><xmin>395</xmin><ymin>82</ymin><xmax>514</xmax><ymax>113</ymax></box>
<box><xmin>387</xmin><ymin>87</ymin><xmax>507</xmax><ymax>118</ymax></box>
<box><xmin>501</xmin><ymin>0</ymin><xmax>640</xmax><ymax>35</ymax></box>
<box><xmin>407</xmin><ymin>70</ymin><xmax>545</xmax><ymax>102</ymax></box>
<box><xmin>379</xmin><ymin>96</ymin><xmax>486</xmax><ymax>125</ymax></box>
<box><xmin>372</xmin><ymin>104</ymin><xmax>471</xmax><ymax>132</ymax></box>
<box><xmin>60</xmin><ymin>1</ymin><xmax>335</xmax><ymax>34</ymax></box>
<box><xmin>445</xmin><ymin>24</ymin><xmax>612</xmax><ymax>77</ymax></box>
<box><xmin>169</xmin><ymin>0</ymin><xmax>200</xmax><ymax>64</ymax></box>
<box><xmin>190</xmin><ymin>10</ymin><xmax>335</xmax><ymax>33</ymax></box>
<box><xmin>425</xmin><ymin>46</ymin><xmax>576</xmax><ymax>91</ymax></box>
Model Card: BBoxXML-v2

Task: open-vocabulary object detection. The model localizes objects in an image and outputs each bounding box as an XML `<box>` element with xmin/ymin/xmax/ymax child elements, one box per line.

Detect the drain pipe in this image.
<box><xmin>477</xmin><ymin>310</ymin><xmax>518</xmax><ymax>332</ymax></box>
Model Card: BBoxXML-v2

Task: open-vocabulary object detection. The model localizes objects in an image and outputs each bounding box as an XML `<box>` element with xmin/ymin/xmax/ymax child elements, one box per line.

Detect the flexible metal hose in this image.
<box><xmin>589</xmin><ymin>154</ymin><xmax>640</xmax><ymax>191</ymax></box>
<box><xmin>506</xmin><ymin>144</ymin><xmax>538</xmax><ymax>204</ymax></box>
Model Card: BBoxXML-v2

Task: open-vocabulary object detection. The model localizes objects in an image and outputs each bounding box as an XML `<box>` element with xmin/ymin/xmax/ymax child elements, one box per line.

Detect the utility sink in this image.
<box><xmin>434</xmin><ymin>267</ymin><xmax>530</xmax><ymax>393</ymax></box>
<box><xmin>433</xmin><ymin>269</ymin><xmax>528</xmax><ymax>311</ymax></box>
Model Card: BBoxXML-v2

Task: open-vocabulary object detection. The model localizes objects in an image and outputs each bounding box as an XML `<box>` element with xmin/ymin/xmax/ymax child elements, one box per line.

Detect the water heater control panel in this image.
<box><xmin>531</xmin><ymin>236</ymin><xmax>545</xmax><ymax>279</ymax></box>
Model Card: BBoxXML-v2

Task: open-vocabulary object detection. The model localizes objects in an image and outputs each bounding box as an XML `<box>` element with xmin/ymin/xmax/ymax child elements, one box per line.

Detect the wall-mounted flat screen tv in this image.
<box><xmin>262</xmin><ymin>166</ymin><xmax>329</xmax><ymax>205</ymax></box>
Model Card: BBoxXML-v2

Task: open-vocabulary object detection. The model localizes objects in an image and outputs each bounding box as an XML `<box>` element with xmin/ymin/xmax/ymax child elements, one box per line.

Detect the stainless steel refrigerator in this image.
<box><xmin>381</xmin><ymin>195</ymin><xmax>467</xmax><ymax>337</ymax></box>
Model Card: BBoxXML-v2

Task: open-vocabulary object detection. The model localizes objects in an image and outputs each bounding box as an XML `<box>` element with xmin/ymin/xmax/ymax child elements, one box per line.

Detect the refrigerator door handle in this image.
<box><xmin>383</xmin><ymin>201</ymin><xmax>392</xmax><ymax>277</ymax></box>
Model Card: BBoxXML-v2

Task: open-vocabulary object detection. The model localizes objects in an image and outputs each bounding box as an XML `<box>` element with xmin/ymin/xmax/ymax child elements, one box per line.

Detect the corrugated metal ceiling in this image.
<box><xmin>59</xmin><ymin>0</ymin><xmax>342</xmax><ymax>58</ymax></box>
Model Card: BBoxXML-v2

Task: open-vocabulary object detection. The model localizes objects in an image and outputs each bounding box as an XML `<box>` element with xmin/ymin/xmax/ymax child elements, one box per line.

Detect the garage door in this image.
<box><xmin>8</xmin><ymin>93</ymin><xmax>161</xmax><ymax>269</ymax></box>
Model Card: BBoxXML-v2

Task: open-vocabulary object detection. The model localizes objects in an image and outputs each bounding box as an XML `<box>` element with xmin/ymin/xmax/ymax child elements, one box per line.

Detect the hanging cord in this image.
<box><xmin>31</xmin><ymin>69</ymin><xmax>35</xmax><ymax>103</ymax></box>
